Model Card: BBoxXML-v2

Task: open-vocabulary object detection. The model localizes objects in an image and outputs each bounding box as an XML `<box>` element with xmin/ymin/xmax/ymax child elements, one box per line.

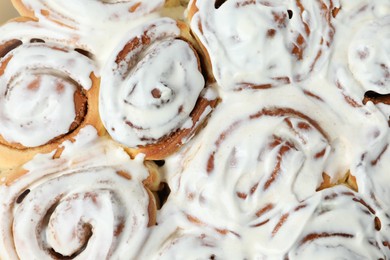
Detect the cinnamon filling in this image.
<box><xmin>0</xmin><ymin>39</ymin><xmax>22</xmax><ymax>59</ymax></box>
<box><xmin>115</xmin><ymin>32</ymin><xmax>151</xmax><ymax>66</ymax></box>
<box><xmin>151</xmin><ymin>88</ymin><xmax>162</xmax><ymax>99</ymax></box>
<box><xmin>129</xmin><ymin>2</ymin><xmax>142</xmax><ymax>12</ymax></box>
<box><xmin>69</xmin><ymin>88</ymin><xmax>88</xmax><ymax>133</ymax></box>
<box><xmin>300</xmin><ymin>232</ymin><xmax>354</xmax><ymax>245</ymax></box>
<box><xmin>332</xmin><ymin>7</ymin><xmax>341</xmax><ymax>18</ymax></box>
<box><xmin>207</xmin><ymin>107</ymin><xmax>329</xmax><ymax>174</ymax></box>
<box><xmin>374</xmin><ymin>217</ymin><xmax>382</xmax><ymax>231</ymax></box>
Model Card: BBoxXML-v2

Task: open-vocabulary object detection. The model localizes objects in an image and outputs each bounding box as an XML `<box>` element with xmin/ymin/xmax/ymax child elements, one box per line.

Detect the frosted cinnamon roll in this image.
<box><xmin>188</xmin><ymin>0</ymin><xmax>340</xmax><ymax>90</ymax></box>
<box><xmin>138</xmin><ymin>201</ymin><xmax>245</xmax><ymax>259</ymax></box>
<box><xmin>329</xmin><ymin>1</ymin><xmax>390</xmax><ymax>123</ymax></box>
<box><xmin>11</xmin><ymin>0</ymin><xmax>171</xmax><ymax>29</ymax></box>
<box><xmin>287</xmin><ymin>186</ymin><xmax>386</xmax><ymax>259</ymax></box>
<box><xmin>0</xmin><ymin>126</ymin><xmax>160</xmax><ymax>260</ymax></box>
<box><xmin>157</xmin><ymin>86</ymin><xmax>340</xmax><ymax>255</ymax></box>
<box><xmin>347</xmin><ymin>112</ymin><xmax>390</xmax><ymax>251</ymax></box>
<box><xmin>0</xmin><ymin>18</ymin><xmax>104</xmax><ymax>169</ymax></box>
<box><xmin>99</xmin><ymin>18</ymin><xmax>218</xmax><ymax>160</ymax></box>
<box><xmin>154</xmin><ymin>232</ymin><xmax>226</xmax><ymax>259</ymax></box>
<box><xmin>161</xmin><ymin>86</ymin><xmax>366</xmax><ymax>256</ymax></box>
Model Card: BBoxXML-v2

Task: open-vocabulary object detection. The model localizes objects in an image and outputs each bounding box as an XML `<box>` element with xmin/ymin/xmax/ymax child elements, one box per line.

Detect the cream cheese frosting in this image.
<box><xmin>0</xmin><ymin>0</ymin><xmax>389</xmax><ymax>259</ymax></box>
<box><xmin>99</xmin><ymin>18</ymin><xmax>206</xmax><ymax>147</ymax></box>
<box><xmin>0</xmin><ymin>19</ymin><xmax>97</xmax><ymax>148</ymax></box>
<box><xmin>189</xmin><ymin>0</ymin><xmax>341</xmax><ymax>91</ymax></box>
<box><xmin>12</xmin><ymin>0</ymin><xmax>165</xmax><ymax>29</ymax></box>
<box><xmin>0</xmin><ymin>126</ymin><xmax>156</xmax><ymax>259</ymax></box>
<box><xmin>156</xmin><ymin>83</ymin><xmax>390</xmax><ymax>258</ymax></box>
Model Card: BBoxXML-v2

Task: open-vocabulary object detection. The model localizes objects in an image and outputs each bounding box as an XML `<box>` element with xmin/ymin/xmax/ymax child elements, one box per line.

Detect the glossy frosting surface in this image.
<box><xmin>0</xmin><ymin>0</ymin><xmax>389</xmax><ymax>259</ymax></box>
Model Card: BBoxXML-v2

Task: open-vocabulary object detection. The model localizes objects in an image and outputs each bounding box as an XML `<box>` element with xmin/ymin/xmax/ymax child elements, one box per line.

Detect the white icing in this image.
<box><xmin>156</xmin><ymin>81</ymin><xmax>390</xmax><ymax>258</ymax></box>
<box><xmin>0</xmin><ymin>126</ymin><xmax>154</xmax><ymax>259</ymax></box>
<box><xmin>17</xmin><ymin>0</ymin><xmax>165</xmax><ymax>29</ymax></box>
<box><xmin>329</xmin><ymin>0</ymin><xmax>390</xmax><ymax>119</ymax></box>
<box><xmin>190</xmin><ymin>0</ymin><xmax>340</xmax><ymax>90</ymax></box>
<box><xmin>0</xmin><ymin>21</ymin><xmax>96</xmax><ymax>147</ymax></box>
<box><xmin>287</xmin><ymin>186</ymin><xmax>385</xmax><ymax>260</ymax></box>
<box><xmin>0</xmin><ymin>18</ymin><xmax>80</xmax><ymax>46</ymax></box>
<box><xmin>0</xmin><ymin>0</ymin><xmax>390</xmax><ymax>259</ymax></box>
<box><xmin>99</xmin><ymin>18</ymin><xmax>206</xmax><ymax>147</ymax></box>
<box><xmin>202</xmin><ymin>84</ymin><xmax>218</xmax><ymax>101</ymax></box>
<box><xmin>138</xmin><ymin>202</ymin><xmax>245</xmax><ymax>259</ymax></box>
<box><xmin>348</xmin><ymin>16</ymin><xmax>390</xmax><ymax>94</ymax></box>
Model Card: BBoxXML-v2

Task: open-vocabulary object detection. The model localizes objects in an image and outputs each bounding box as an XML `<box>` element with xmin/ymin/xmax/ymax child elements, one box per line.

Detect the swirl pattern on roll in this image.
<box><xmin>287</xmin><ymin>186</ymin><xmax>386</xmax><ymax>259</ymax></box>
<box><xmin>148</xmin><ymin>186</ymin><xmax>387</xmax><ymax>259</ymax></box>
<box><xmin>99</xmin><ymin>18</ymin><xmax>218</xmax><ymax>159</ymax></box>
<box><xmin>188</xmin><ymin>0</ymin><xmax>340</xmax><ymax>90</ymax></box>
<box><xmin>11</xmin><ymin>0</ymin><xmax>166</xmax><ymax>29</ymax></box>
<box><xmin>1</xmin><ymin>0</ymin><xmax>390</xmax><ymax>259</ymax></box>
<box><xmin>325</xmin><ymin>2</ymin><xmax>390</xmax><ymax>230</ymax></box>
<box><xmin>171</xmin><ymin>89</ymin><xmax>337</xmax><ymax>222</ymax></box>
<box><xmin>0</xmin><ymin>19</ymin><xmax>103</xmax><ymax>168</ymax></box>
<box><xmin>158</xmin><ymin>86</ymin><xmax>390</xmax><ymax>257</ymax></box>
<box><xmin>329</xmin><ymin>1</ymin><xmax>390</xmax><ymax>122</ymax></box>
<box><xmin>138</xmin><ymin>202</ymin><xmax>236</xmax><ymax>259</ymax></box>
<box><xmin>0</xmin><ymin>126</ymin><xmax>158</xmax><ymax>259</ymax></box>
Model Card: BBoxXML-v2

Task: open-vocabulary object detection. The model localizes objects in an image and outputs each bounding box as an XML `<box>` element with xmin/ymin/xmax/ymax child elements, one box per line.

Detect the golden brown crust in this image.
<box><xmin>143</xmin><ymin>161</ymin><xmax>163</xmax><ymax>191</ymax></box>
<box><xmin>186</xmin><ymin>0</ymin><xmax>199</xmax><ymax>22</ymax></box>
<box><xmin>316</xmin><ymin>171</ymin><xmax>358</xmax><ymax>192</ymax></box>
<box><xmin>11</xmin><ymin>0</ymin><xmax>37</xmax><ymax>21</ymax></box>
<box><xmin>146</xmin><ymin>188</ymin><xmax>158</xmax><ymax>227</ymax></box>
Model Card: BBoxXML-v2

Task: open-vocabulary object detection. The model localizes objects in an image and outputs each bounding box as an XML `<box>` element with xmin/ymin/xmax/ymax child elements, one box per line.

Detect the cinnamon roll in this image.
<box><xmin>329</xmin><ymin>1</ymin><xmax>390</xmax><ymax>124</ymax></box>
<box><xmin>0</xmin><ymin>126</ymin><xmax>160</xmax><ymax>259</ymax></box>
<box><xmin>161</xmin><ymin>84</ymin><xmax>390</xmax><ymax>256</ymax></box>
<box><xmin>99</xmin><ymin>17</ymin><xmax>218</xmax><ymax>160</ymax></box>
<box><xmin>188</xmin><ymin>0</ymin><xmax>340</xmax><ymax>90</ymax></box>
<box><xmin>348</xmin><ymin>111</ymin><xmax>390</xmax><ymax>251</ymax></box>
<box><xmin>0</xmin><ymin>0</ymin><xmax>389</xmax><ymax>259</ymax></box>
<box><xmin>321</xmin><ymin>2</ymin><xmax>390</xmax><ymax>224</ymax></box>
<box><xmin>0</xmin><ymin>18</ymin><xmax>104</xmax><ymax>169</ymax></box>
<box><xmin>138</xmin><ymin>201</ymin><xmax>244</xmax><ymax>259</ymax></box>
<box><xmin>287</xmin><ymin>186</ymin><xmax>387</xmax><ymax>259</ymax></box>
<box><xmin>11</xmin><ymin>0</ymin><xmax>172</xmax><ymax>29</ymax></box>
